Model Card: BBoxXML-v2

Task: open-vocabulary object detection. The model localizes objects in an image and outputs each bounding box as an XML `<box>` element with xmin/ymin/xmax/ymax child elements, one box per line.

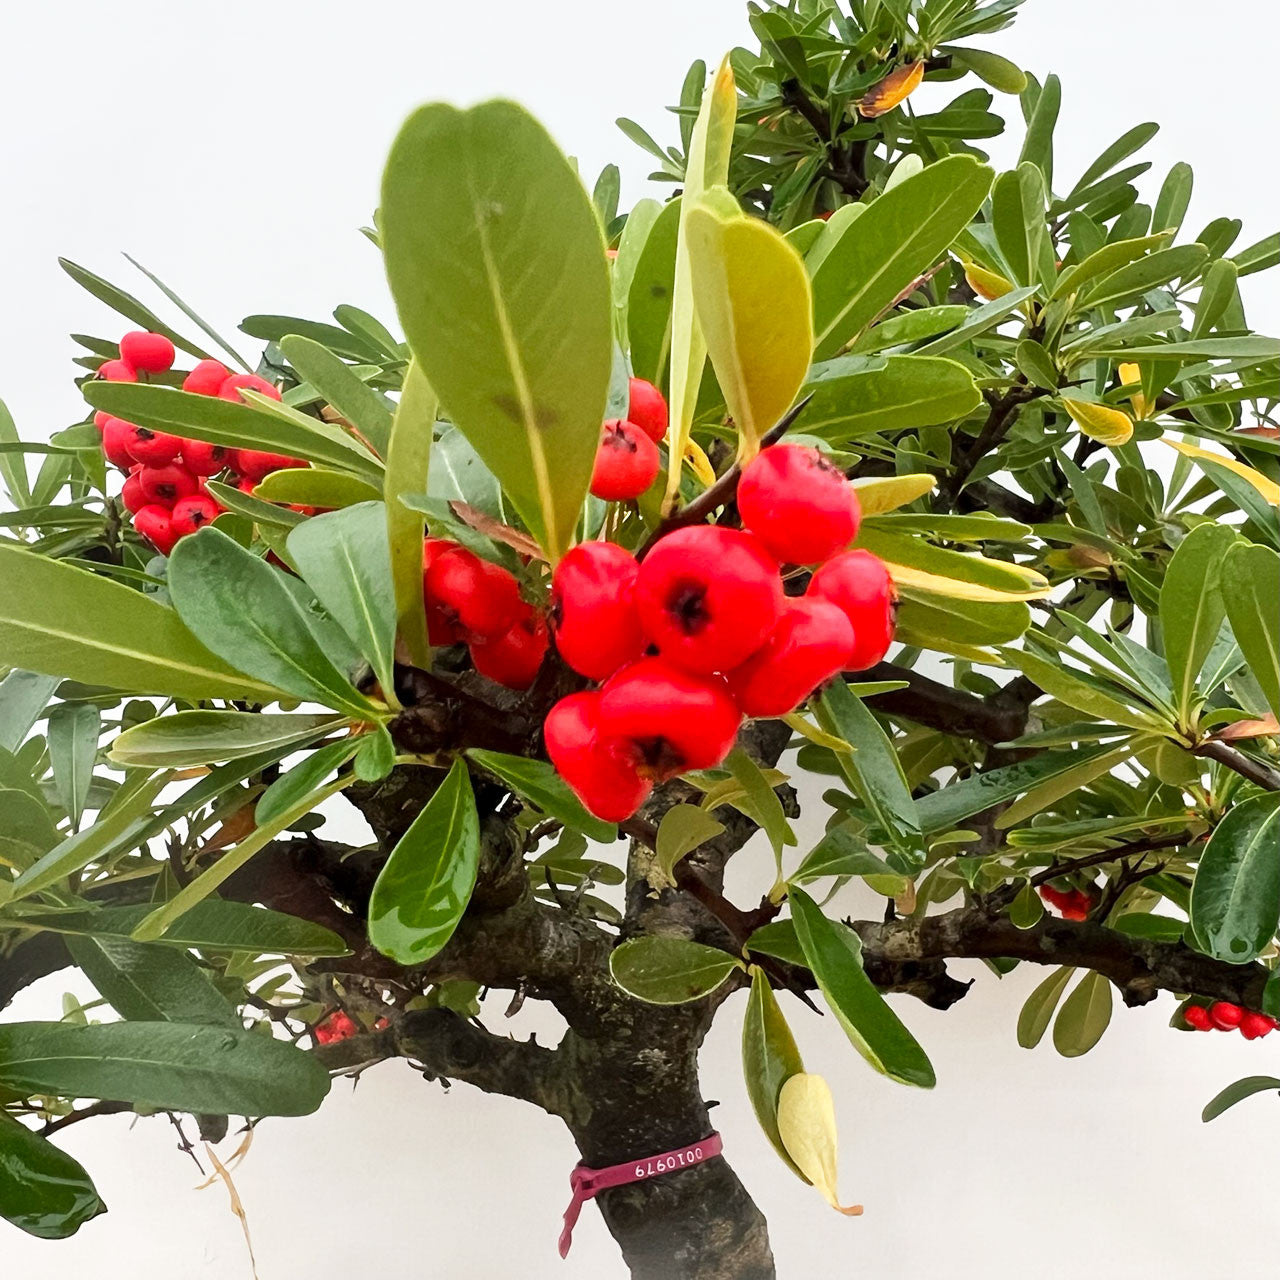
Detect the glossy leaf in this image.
<box><xmin>790</xmin><ymin>823</ymin><xmax>894</xmax><ymax>884</ymax></box>
<box><xmin>466</xmin><ymin>749</ymin><xmax>617</xmax><ymax>843</ymax></box>
<box><xmin>1202</xmin><ymin>1076</ymin><xmax>1280</xmax><ymax>1122</ymax></box>
<box><xmin>381</xmin><ymin>100</ymin><xmax>611</xmax><ymax>561</ymax></box>
<box><xmin>655</xmin><ymin>804</ymin><xmax>725</xmax><ymax>886</ymax></box>
<box><xmin>254</xmin><ymin>468</ymin><xmax>382</xmax><ymax>510</ymax></box>
<box><xmin>0</xmin><ymin>1113</ymin><xmax>105</xmax><ymax>1240</ymax></box>
<box><xmin>111</xmin><ymin>711</ymin><xmax>342</xmax><ymax>768</ymax></box>
<box><xmin>1222</xmin><ymin>543</ymin><xmax>1280</xmax><ymax>717</ymax></box>
<box><xmin>608</xmin><ymin>936</ymin><xmax>741</xmax><ymax>1005</ymax></box>
<box><xmin>368</xmin><ymin>759</ymin><xmax>479</xmax><ymax>965</ymax></box>
<box><xmin>255</xmin><ymin>736</ymin><xmax>361</xmax><ymax>826</ymax></box>
<box><xmin>1052</xmin><ymin>972</ymin><xmax>1113</xmax><ymax>1057</ymax></box>
<box><xmin>46</xmin><ymin>703</ymin><xmax>99</xmax><ymax>829</ymax></box>
<box><xmin>742</xmin><ymin>967</ymin><xmax>806</xmax><ymax>1178</ymax></box>
<box><xmin>278</xmin><ymin>334</ymin><xmax>393</xmax><ymax>458</ymax></box>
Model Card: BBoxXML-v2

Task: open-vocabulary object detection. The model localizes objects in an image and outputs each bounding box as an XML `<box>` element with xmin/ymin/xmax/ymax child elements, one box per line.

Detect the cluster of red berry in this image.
<box><xmin>92</xmin><ymin>331</ymin><xmax>304</xmax><ymax>555</ymax></box>
<box><xmin>1184</xmin><ymin>1001</ymin><xmax>1276</xmax><ymax>1039</ymax></box>
<box><xmin>313</xmin><ymin>1009</ymin><xmax>359</xmax><ymax>1045</ymax></box>
<box><xmin>588</xmin><ymin>377</ymin><xmax>667</xmax><ymax>500</ymax></box>
<box><xmin>1039</xmin><ymin>883</ymin><xmax>1095</xmax><ymax>921</ymax></box>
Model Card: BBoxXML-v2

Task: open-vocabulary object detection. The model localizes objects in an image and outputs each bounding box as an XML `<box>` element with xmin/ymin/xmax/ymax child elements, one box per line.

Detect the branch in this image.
<box><xmin>945</xmin><ymin>383</ymin><xmax>1045</xmax><ymax>501</ymax></box>
<box><xmin>1194</xmin><ymin>739</ymin><xmax>1280</xmax><ymax>792</ymax></box>
<box><xmin>859</xmin><ymin>664</ymin><xmax>1039</xmax><ymax>745</ymax></box>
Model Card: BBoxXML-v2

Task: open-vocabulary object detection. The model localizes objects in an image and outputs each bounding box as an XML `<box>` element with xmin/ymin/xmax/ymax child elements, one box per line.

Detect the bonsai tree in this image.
<box><xmin>2</xmin><ymin>1</ymin><xmax>1278</xmax><ymax>1275</ymax></box>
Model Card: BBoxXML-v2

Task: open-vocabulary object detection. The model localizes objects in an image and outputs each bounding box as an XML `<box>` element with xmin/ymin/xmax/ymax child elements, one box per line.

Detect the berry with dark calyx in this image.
<box><xmin>425</xmin><ymin>544</ymin><xmax>523</xmax><ymax>643</ymax></box>
<box><xmin>314</xmin><ymin>1010</ymin><xmax>359</xmax><ymax>1046</ymax></box>
<box><xmin>598</xmin><ymin>657</ymin><xmax>742</xmax><ymax>778</ymax></box>
<box><xmin>97</xmin><ymin>358</ymin><xmax>137</xmax><ymax>382</ymax></box>
<box><xmin>627</xmin><ymin>377</ymin><xmax>668</xmax><ymax>443</ymax></box>
<box><xmin>120</xmin><ymin>469</ymin><xmax>148</xmax><ymax>514</ymax></box>
<box><xmin>170</xmin><ymin>494</ymin><xmax>221</xmax><ymax>538</ymax></box>
<box><xmin>132</xmin><ymin>504</ymin><xmax>177</xmax><ymax>555</ymax></box>
<box><xmin>470</xmin><ymin>604</ymin><xmax>549</xmax><ymax>690</ymax></box>
<box><xmin>119</xmin><ymin>330</ymin><xmax>176</xmax><ymax>374</ymax></box>
<box><xmin>737</xmin><ymin>443</ymin><xmax>861</xmax><ymax>564</ymax></box>
<box><xmin>1209</xmin><ymin>1001</ymin><xmax>1244</xmax><ymax>1031</ymax></box>
<box><xmin>1239</xmin><ymin>1011</ymin><xmax>1276</xmax><ymax>1040</ymax></box>
<box><xmin>635</xmin><ymin>525</ymin><xmax>783</xmax><ymax>674</ymax></box>
<box><xmin>138</xmin><ymin>463</ymin><xmax>198</xmax><ymax>506</ymax></box>
<box><xmin>218</xmin><ymin>372</ymin><xmax>282</xmax><ymax>403</ymax></box>
<box><xmin>101</xmin><ymin>417</ymin><xmax>138</xmax><ymax>470</ymax></box>
<box><xmin>233</xmin><ymin>449</ymin><xmax>306</xmax><ymax>481</ymax></box>
<box><xmin>1183</xmin><ymin>1005</ymin><xmax>1213</xmax><ymax>1032</ymax></box>
<box><xmin>590</xmin><ymin>419</ymin><xmax>660</xmax><ymax>501</ymax></box>
<box><xmin>121</xmin><ymin>423</ymin><xmax>182</xmax><ymax>466</ymax></box>
<box><xmin>726</xmin><ymin>598</ymin><xmax>854</xmax><ymax>718</ymax></box>
<box><xmin>180</xmin><ymin>438</ymin><xmax>232</xmax><ymax>476</ymax></box>
<box><xmin>183</xmin><ymin>359</ymin><xmax>231</xmax><ymax>396</ymax></box>
<box><xmin>549</xmin><ymin>540</ymin><xmax>646</xmax><ymax>681</ymax></box>
<box><xmin>808</xmin><ymin>549</ymin><xmax>898</xmax><ymax>671</ymax></box>
<box><xmin>544</xmin><ymin>691</ymin><xmax>652</xmax><ymax>822</ymax></box>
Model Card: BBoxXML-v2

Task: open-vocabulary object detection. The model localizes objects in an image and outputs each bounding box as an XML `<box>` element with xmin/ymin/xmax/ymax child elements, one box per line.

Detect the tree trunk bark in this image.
<box><xmin>557</xmin><ymin>1001</ymin><xmax>775</xmax><ymax>1280</ymax></box>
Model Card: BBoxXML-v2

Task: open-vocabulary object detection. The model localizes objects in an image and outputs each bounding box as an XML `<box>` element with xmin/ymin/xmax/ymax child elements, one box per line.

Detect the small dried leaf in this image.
<box><xmin>858</xmin><ymin>62</ymin><xmax>925</xmax><ymax>118</ymax></box>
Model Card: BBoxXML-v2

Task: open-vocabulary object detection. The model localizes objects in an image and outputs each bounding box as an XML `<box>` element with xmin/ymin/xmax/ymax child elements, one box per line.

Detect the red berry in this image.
<box><xmin>590</xmin><ymin>419</ymin><xmax>660</xmax><ymax>501</ymax></box>
<box><xmin>1183</xmin><ymin>1005</ymin><xmax>1213</xmax><ymax>1032</ymax></box>
<box><xmin>1061</xmin><ymin>890</ymin><xmax>1092</xmax><ymax>922</ymax></box>
<box><xmin>544</xmin><ymin>692</ymin><xmax>653</xmax><ymax>822</ymax></box>
<box><xmin>132</xmin><ymin>504</ymin><xmax>177</xmax><ymax>555</ymax></box>
<box><xmin>550</xmin><ymin>541</ymin><xmax>646</xmax><ymax>681</ymax></box>
<box><xmin>92</xmin><ymin>410</ymin><xmax>110</xmax><ymax>431</ymax></box>
<box><xmin>119</xmin><ymin>330</ymin><xmax>175</xmax><ymax>374</ymax></box>
<box><xmin>726</xmin><ymin>598</ymin><xmax>854</xmax><ymax>718</ymax></box>
<box><xmin>182</xmin><ymin>359</ymin><xmax>231</xmax><ymax>396</ymax></box>
<box><xmin>807</xmin><ymin>549</ymin><xmax>897</xmax><ymax>671</ymax></box>
<box><xmin>627</xmin><ymin>377</ymin><xmax>668</xmax><ymax>443</ymax></box>
<box><xmin>120</xmin><ymin>469</ymin><xmax>148</xmax><ymax>514</ymax></box>
<box><xmin>635</xmin><ymin>526</ymin><xmax>783</xmax><ymax>674</ymax></box>
<box><xmin>101</xmin><ymin>417</ymin><xmax>138</xmax><ymax>470</ymax></box>
<box><xmin>219</xmin><ymin>373</ymin><xmax>282</xmax><ymax>404</ymax></box>
<box><xmin>470</xmin><ymin>605</ymin><xmax>549</xmax><ymax>690</ymax></box>
<box><xmin>121</xmin><ymin>424</ymin><xmax>182</xmax><ymax>466</ymax></box>
<box><xmin>1239</xmin><ymin>1011</ymin><xmax>1276</xmax><ymax>1040</ymax></box>
<box><xmin>424</xmin><ymin>545</ymin><xmax>523</xmax><ymax>643</ymax></box>
<box><xmin>238</xmin><ymin>477</ymin><xmax>258</xmax><ymax>495</ymax></box>
<box><xmin>180</xmin><ymin>438</ymin><xmax>232</xmax><ymax>476</ymax></box>
<box><xmin>170</xmin><ymin>494</ymin><xmax>221</xmax><ymax>538</ymax></box>
<box><xmin>597</xmin><ymin>657</ymin><xmax>742</xmax><ymax>778</ymax></box>
<box><xmin>97</xmin><ymin>358</ymin><xmax>137</xmax><ymax>382</ymax></box>
<box><xmin>737</xmin><ymin>443</ymin><xmax>861</xmax><ymax>565</ymax></box>
<box><xmin>233</xmin><ymin>449</ymin><xmax>306</xmax><ymax>481</ymax></box>
<box><xmin>1209</xmin><ymin>1001</ymin><xmax>1244</xmax><ymax>1031</ymax></box>
<box><xmin>138</xmin><ymin>463</ymin><xmax>199</xmax><ymax>507</ymax></box>
<box><xmin>314</xmin><ymin>1010</ymin><xmax>359</xmax><ymax>1046</ymax></box>
<box><xmin>421</xmin><ymin>539</ymin><xmax>463</xmax><ymax>645</ymax></box>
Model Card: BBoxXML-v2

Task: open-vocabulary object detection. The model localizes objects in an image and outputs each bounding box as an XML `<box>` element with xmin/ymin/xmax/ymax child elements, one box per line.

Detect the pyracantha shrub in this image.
<box><xmin>1</xmin><ymin>0</ymin><xmax>1279</xmax><ymax>1275</ymax></box>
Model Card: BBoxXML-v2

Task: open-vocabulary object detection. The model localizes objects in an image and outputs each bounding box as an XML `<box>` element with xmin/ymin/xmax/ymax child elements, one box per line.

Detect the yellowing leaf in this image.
<box><xmin>964</xmin><ymin>264</ymin><xmax>1016</xmax><ymax>301</ymax></box>
<box><xmin>686</xmin><ymin>189</ymin><xmax>814</xmax><ymax>462</ymax></box>
<box><xmin>886</xmin><ymin>562</ymin><xmax>1051</xmax><ymax>602</ymax></box>
<box><xmin>849</xmin><ymin>473</ymin><xmax>936</xmax><ymax>515</ymax></box>
<box><xmin>1062</xmin><ymin>396</ymin><xmax>1133</xmax><ymax>446</ymax></box>
<box><xmin>857</xmin><ymin>62</ymin><xmax>925</xmax><ymax>119</ymax></box>
<box><xmin>777</xmin><ymin>1073</ymin><xmax>864</xmax><ymax>1216</ymax></box>
<box><xmin>667</xmin><ymin>55</ymin><xmax>736</xmax><ymax>510</ymax></box>
<box><xmin>1165</xmin><ymin>439</ymin><xmax>1280</xmax><ymax>505</ymax></box>
<box><xmin>684</xmin><ymin>438</ymin><xmax>717</xmax><ymax>486</ymax></box>
<box><xmin>1117</xmin><ymin>362</ymin><xmax>1153</xmax><ymax>420</ymax></box>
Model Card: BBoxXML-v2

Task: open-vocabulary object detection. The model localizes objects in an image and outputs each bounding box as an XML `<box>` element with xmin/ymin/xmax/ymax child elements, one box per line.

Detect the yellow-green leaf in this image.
<box><xmin>776</xmin><ymin>1073</ymin><xmax>863</xmax><ymax>1215</ymax></box>
<box><xmin>1061</xmin><ymin>394</ymin><xmax>1133</xmax><ymax>446</ymax></box>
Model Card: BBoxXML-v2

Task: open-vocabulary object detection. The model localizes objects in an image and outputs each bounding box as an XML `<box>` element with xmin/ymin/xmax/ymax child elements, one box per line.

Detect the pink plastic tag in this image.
<box><xmin>559</xmin><ymin>1131</ymin><xmax>723</xmax><ymax>1258</ymax></box>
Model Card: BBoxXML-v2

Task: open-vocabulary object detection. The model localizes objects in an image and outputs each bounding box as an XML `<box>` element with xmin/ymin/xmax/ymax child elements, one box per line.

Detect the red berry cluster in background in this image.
<box><xmin>542</xmin><ymin>405</ymin><xmax>897</xmax><ymax>821</ymax></box>
<box><xmin>92</xmin><ymin>332</ymin><xmax>305</xmax><ymax>556</ymax></box>
<box><xmin>1184</xmin><ymin>1001</ymin><xmax>1277</xmax><ymax>1040</ymax></box>
<box><xmin>1039</xmin><ymin>883</ymin><xmax>1095</xmax><ymax>921</ymax></box>
<box><xmin>313</xmin><ymin>1009</ymin><xmax>359</xmax><ymax>1045</ymax></box>
<box><xmin>422</xmin><ymin>539</ymin><xmax>549</xmax><ymax>690</ymax></box>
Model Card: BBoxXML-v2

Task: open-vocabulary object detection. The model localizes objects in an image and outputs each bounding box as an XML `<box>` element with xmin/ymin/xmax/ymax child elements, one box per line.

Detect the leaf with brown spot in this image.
<box><xmin>857</xmin><ymin>62</ymin><xmax>925</xmax><ymax>118</ymax></box>
<box><xmin>448</xmin><ymin>501</ymin><xmax>545</xmax><ymax>560</ymax></box>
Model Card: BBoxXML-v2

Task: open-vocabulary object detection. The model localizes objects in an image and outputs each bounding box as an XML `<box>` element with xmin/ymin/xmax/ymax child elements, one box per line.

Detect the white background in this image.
<box><xmin>3</xmin><ymin>1</ymin><xmax>1279</xmax><ymax>1277</ymax></box>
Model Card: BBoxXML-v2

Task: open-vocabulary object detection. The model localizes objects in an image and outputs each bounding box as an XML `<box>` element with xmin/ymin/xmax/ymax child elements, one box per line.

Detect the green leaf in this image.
<box><xmin>626</xmin><ymin>197</ymin><xmax>681</xmax><ymax>386</ymax></box>
<box><xmin>726</xmin><ymin>747</ymin><xmax>796</xmax><ymax>861</ymax></box>
<box><xmin>14</xmin><ymin>901</ymin><xmax>348</xmax><ymax>956</ymax></box>
<box><xmin>686</xmin><ymin>189</ymin><xmax>813</xmax><ymax>456</ymax></box>
<box><xmin>1049</xmin><ymin>233</ymin><xmax>1171</xmax><ymax>303</ymax></box>
<box><xmin>255</xmin><ymin>737</ymin><xmax>361</xmax><ymax>826</ymax></box>
<box><xmin>278</xmin><ymin>335</ymin><xmax>393</xmax><ymax>458</ymax></box>
<box><xmin>942</xmin><ymin>46</ymin><xmax>1027</xmax><ymax>94</ymax></box>
<box><xmin>608</xmin><ymin>936</ymin><xmax>741</xmax><ymax>1005</ymax></box>
<box><xmin>742</xmin><ymin>967</ymin><xmax>806</xmax><ymax>1178</ymax></box>
<box><xmin>286</xmin><ymin>503</ymin><xmax>399</xmax><ymax>700</ymax></box>
<box><xmin>612</xmin><ymin>196</ymin><xmax>662</xmax><ymax>344</ymax></box>
<box><xmin>167</xmin><ymin>528</ymin><xmax>376</xmax><ymax>717</ymax></box>
<box><xmin>1192</xmin><ymin>258</ymin><xmax>1239</xmax><ymax>338</ymax></box>
<box><xmin>1153</xmin><ymin>161</ymin><xmax>1194</xmax><ymax>234</ymax></box>
<box><xmin>0</xmin><ymin>1022</ymin><xmax>330</xmax><ymax>1117</ymax></box>
<box><xmin>1079</xmin><ymin>244</ymin><xmax>1208</xmax><ymax>312</ymax></box>
<box><xmin>0</xmin><ymin>671</ymin><xmax>59</xmax><ymax>752</ymax></box>
<box><xmin>790</xmin><ymin>889</ymin><xmax>935</xmax><ymax>1087</ymax></box>
<box><xmin>384</xmin><ymin>360</ymin><xmax>437</xmax><ymax>666</ymax></box>
<box><xmin>0</xmin><ymin>1113</ymin><xmax>105</xmax><ymax>1239</ymax></box>
<box><xmin>381</xmin><ymin>101</ymin><xmax>611</xmax><ymax>561</ymax></box>
<box><xmin>1189</xmin><ymin>793</ymin><xmax>1280</xmax><ymax>964</ymax></box>
<box><xmin>994</xmin><ymin>744</ymin><xmax>1133</xmax><ymax>829</ymax></box>
<box><xmin>1087</xmin><ymin>336</ymin><xmax>1280</xmax><ymax>363</ymax></box>
<box><xmin>465</xmin><ymin>749</ymin><xmax>617</xmax><ymax>843</ymax></box>
<box><xmin>1222</xmin><ymin>543</ymin><xmax>1280</xmax><ymax>717</ymax></box>
<box><xmin>811</xmin><ymin>156</ymin><xmax>994</xmax><ymax>359</ymax></box>
<box><xmin>0</xmin><ymin>545</ymin><xmax>279</xmax><ymax>703</ymax></box>
<box><xmin>254</xmin><ymin>468</ymin><xmax>382</xmax><ymax>510</ymax></box>
<box><xmin>1017</xmin><ymin>73</ymin><xmax>1060</xmax><ymax>188</ymax></box>
<box><xmin>790</xmin><ymin>822</ymin><xmax>894</xmax><ymax>884</ymax></box>
<box><xmin>1202</xmin><ymin>1075</ymin><xmax>1280</xmax><ymax>1122</ymax></box>
<box><xmin>1016</xmin><ymin>966</ymin><xmax>1074</xmax><ymax>1048</ymax></box>
<box><xmin>0</xmin><ymin>397</ymin><xmax>32</xmax><ymax>509</ymax></box>
<box><xmin>655</xmin><ymin>804</ymin><xmax>725</xmax><ymax>886</ymax></box>
<box><xmin>1004</xmin><ymin>646</ymin><xmax>1169</xmax><ymax>732</ymax></box>
<box><xmin>1052</xmin><ymin>971</ymin><xmax>1113</xmax><ymax>1057</ymax></box>
<box><xmin>745</xmin><ymin>919</ymin><xmax>807</xmax><ymax>969</ymax></box>
<box><xmin>46</xmin><ymin>703</ymin><xmax>99</xmax><ymax>829</ymax></box>
<box><xmin>1160</xmin><ymin>522</ymin><xmax>1237</xmax><ymax>722</ymax></box>
<box><xmin>991</xmin><ymin>163</ymin><xmax>1051</xmax><ymax>290</ymax></box>
<box><xmin>67</xmin><ymin>935</ymin><xmax>237</xmax><ymax>1027</ymax></box>
<box><xmin>368</xmin><ymin>759</ymin><xmax>479</xmax><ymax>965</ymax></box>
<box><xmin>111</xmin><ymin>711</ymin><xmax>342</xmax><ymax>768</ymax></box>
